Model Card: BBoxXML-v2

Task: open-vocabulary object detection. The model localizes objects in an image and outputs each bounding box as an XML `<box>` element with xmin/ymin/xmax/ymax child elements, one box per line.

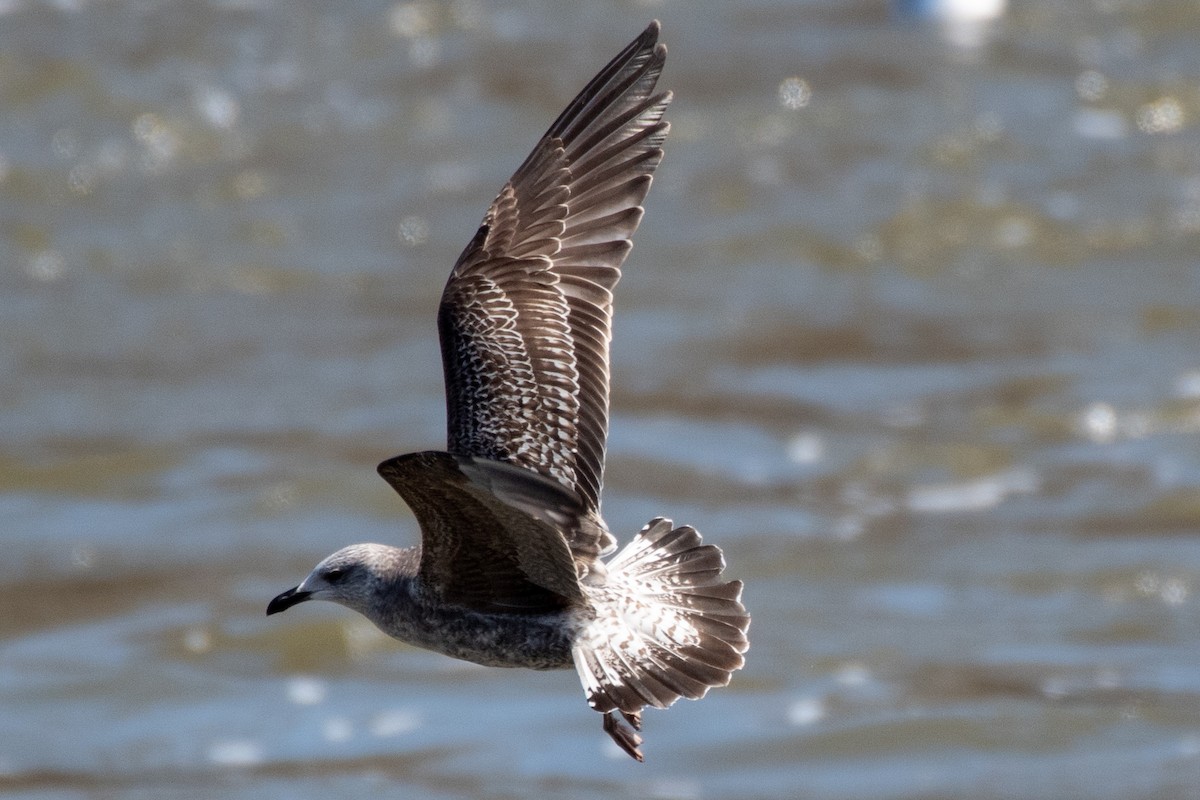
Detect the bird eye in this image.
<box><xmin>323</xmin><ymin>566</ymin><xmax>349</xmax><ymax>584</ymax></box>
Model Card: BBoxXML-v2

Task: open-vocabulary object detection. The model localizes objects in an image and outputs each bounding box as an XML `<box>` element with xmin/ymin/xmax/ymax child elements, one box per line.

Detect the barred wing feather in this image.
<box><xmin>438</xmin><ymin>21</ymin><xmax>671</xmax><ymax>516</ymax></box>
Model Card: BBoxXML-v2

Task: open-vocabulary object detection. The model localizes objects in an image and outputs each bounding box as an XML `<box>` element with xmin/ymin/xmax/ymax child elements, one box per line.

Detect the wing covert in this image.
<box><xmin>377</xmin><ymin>451</ymin><xmax>586</xmax><ymax>613</ymax></box>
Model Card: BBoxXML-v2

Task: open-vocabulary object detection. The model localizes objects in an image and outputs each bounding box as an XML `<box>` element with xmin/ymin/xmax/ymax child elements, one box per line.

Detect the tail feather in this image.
<box><xmin>654</xmin><ymin>642</ymin><xmax>730</xmax><ymax>688</ymax></box>
<box><xmin>572</xmin><ymin>517</ymin><xmax>750</xmax><ymax>721</ymax></box>
<box><xmin>680</xmin><ymin>636</ymin><xmax>746</xmax><ymax>670</ymax></box>
<box><xmin>608</xmin><ymin>643</ymin><xmax>676</xmax><ymax>708</ymax></box>
<box><xmin>640</xmin><ymin>647</ymin><xmax>711</xmax><ymax>698</ymax></box>
<box><xmin>577</xmin><ymin>645</ymin><xmax>680</xmax><ymax>710</ymax></box>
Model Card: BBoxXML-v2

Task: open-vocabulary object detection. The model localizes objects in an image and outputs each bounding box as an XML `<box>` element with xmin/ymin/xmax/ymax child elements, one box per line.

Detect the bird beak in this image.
<box><xmin>266</xmin><ymin>585</ymin><xmax>312</xmax><ymax>616</ymax></box>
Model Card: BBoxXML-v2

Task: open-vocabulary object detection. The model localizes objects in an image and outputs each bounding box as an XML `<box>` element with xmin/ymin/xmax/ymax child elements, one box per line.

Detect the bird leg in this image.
<box><xmin>602</xmin><ymin>710</ymin><xmax>644</xmax><ymax>762</ymax></box>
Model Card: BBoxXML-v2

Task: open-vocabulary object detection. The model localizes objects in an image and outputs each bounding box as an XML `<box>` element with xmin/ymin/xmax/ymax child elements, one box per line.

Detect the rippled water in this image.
<box><xmin>4</xmin><ymin>1</ymin><xmax>1200</xmax><ymax>798</ymax></box>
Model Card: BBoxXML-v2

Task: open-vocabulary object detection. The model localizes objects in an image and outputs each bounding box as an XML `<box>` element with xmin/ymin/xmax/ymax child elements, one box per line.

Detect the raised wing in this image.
<box><xmin>438</xmin><ymin>21</ymin><xmax>671</xmax><ymax>514</ymax></box>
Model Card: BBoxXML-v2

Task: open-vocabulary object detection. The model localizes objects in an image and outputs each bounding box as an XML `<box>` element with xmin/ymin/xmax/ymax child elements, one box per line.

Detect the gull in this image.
<box><xmin>267</xmin><ymin>20</ymin><xmax>749</xmax><ymax>762</ymax></box>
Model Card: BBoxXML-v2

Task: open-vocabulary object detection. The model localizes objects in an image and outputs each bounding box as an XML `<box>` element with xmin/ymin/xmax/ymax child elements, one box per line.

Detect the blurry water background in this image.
<box><xmin>4</xmin><ymin>0</ymin><xmax>1200</xmax><ymax>798</ymax></box>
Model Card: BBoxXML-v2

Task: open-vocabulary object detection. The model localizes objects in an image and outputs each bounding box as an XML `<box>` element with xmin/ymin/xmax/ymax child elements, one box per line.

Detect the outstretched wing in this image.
<box><xmin>438</xmin><ymin>21</ymin><xmax>671</xmax><ymax>514</ymax></box>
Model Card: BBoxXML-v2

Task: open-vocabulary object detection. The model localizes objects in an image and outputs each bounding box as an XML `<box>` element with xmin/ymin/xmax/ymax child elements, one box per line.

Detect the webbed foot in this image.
<box><xmin>602</xmin><ymin>710</ymin><xmax>644</xmax><ymax>762</ymax></box>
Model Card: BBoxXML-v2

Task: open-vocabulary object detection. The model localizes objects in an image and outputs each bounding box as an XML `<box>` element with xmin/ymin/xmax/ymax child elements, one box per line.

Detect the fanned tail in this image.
<box><xmin>572</xmin><ymin>517</ymin><xmax>750</xmax><ymax>760</ymax></box>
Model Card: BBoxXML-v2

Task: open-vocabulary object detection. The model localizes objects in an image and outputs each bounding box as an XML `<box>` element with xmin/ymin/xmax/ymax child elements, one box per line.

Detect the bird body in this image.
<box><xmin>268</xmin><ymin>21</ymin><xmax>749</xmax><ymax>762</ymax></box>
<box><xmin>298</xmin><ymin>545</ymin><xmax>581</xmax><ymax>672</ymax></box>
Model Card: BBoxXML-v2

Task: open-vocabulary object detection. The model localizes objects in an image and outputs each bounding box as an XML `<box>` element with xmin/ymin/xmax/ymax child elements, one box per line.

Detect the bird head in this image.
<box><xmin>267</xmin><ymin>543</ymin><xmax>413</xmax><ymax>618</ymax></box>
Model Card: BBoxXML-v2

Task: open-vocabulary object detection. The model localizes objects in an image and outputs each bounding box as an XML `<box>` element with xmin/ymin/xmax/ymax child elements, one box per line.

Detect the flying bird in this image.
<box><xmin>267</xmin><ymin>20</ymin><xmax>749</xmax><ymax>762</ymax></box>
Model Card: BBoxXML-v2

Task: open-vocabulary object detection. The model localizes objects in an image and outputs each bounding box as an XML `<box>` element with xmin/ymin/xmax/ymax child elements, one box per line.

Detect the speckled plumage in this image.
<box><xmin>268</xmin><ymin>21</ymin><xmax>749</xmax><ymax>762</ymax></box>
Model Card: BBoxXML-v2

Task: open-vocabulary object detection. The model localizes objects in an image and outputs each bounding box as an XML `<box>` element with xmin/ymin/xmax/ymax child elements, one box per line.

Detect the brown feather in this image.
<box><xmin>437</xmin><ymin>19</ymin><xmax>671</xmax><ymax>537</ymax></box>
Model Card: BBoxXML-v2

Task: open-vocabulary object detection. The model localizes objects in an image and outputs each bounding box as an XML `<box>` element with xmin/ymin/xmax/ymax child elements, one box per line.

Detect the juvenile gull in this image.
<box><xmin>267</xmin><ymin>21</ymin><xmax>749</xmax><ymax>762</ymax></box>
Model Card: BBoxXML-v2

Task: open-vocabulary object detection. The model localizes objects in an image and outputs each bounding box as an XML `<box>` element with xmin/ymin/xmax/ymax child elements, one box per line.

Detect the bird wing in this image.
<box><xmin>438</xmin><ymin>21</ymin><xmax>671</xmax><ymax>515</ymax></box>
<box><xmin>378</xmin><ymin>451</ymin><xmax>588</xmax><ymax>613</ymax></box>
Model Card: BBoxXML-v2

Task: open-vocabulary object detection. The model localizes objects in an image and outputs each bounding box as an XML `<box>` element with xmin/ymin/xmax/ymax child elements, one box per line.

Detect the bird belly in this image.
<box><xmin>382</xmin><ymin>603</ymin><xmax>583</xmax><ymax>671</ymax></box>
